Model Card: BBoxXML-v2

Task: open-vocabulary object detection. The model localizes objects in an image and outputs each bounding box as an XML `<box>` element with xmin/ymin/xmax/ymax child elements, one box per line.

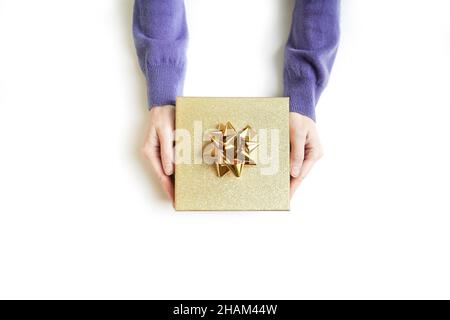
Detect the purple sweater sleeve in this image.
<box><xmin>133</xmin><ymin>1</ymin><xmax>339</xmax><ymax>120</ymax></box>
<box><xmin>133</xmin><ymin>0</ymin><xmax>188</xmax><ymax>108</ymax></box>
<box><xmin>284</xmin><ymin>0</ymin><xmax>340</xmax><ymax>121</ymax></box>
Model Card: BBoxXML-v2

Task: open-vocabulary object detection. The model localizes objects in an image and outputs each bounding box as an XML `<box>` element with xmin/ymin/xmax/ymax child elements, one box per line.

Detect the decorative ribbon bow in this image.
<box><xmin>203</xmin><ymin>122</ymin><xmax>258</xmax><ymax>177</ymax></box>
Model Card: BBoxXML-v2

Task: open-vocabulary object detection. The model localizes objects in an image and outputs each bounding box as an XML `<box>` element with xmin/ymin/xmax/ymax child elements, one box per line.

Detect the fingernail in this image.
<box><xmin>164</xmin><ymin>163</ymin><xmax>173</xmax><ymax>175</ymax></box>
<box><xmin>291</xmin><ymin>166</ymin><xmax>300</xmax><ymax>177</ymax></box>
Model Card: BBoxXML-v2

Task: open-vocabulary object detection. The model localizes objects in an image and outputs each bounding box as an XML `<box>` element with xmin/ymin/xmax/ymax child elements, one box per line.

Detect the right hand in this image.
<box><xmin>142</xmin><ymin>105</ymin><xmax>175</xmax><ymax>202</ymax></box>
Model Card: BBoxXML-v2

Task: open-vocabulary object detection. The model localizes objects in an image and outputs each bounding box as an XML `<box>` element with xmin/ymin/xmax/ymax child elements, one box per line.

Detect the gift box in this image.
<box><xmin>175</xmin><ymin>97</ymin><xmax>290</xmax><ymax>211</ymax></box>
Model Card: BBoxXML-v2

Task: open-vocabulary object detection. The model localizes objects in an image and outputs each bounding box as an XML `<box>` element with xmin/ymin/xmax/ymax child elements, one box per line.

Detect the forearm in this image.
<box><xmin>133</xmin><ymin>0</ymin><xmax>188</xmax><ymax>107</ymax></box>
<box><xmin>284</xmin><ymin>0</ymin><xmax>340</xmax><ymax>121</ymax></box>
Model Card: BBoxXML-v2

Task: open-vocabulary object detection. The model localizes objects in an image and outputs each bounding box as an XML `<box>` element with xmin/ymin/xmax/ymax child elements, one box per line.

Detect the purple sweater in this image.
<box><xmin>133</xmin><ymin>0</ymin><xmax>339</xmax><ymax>121</ymax></box>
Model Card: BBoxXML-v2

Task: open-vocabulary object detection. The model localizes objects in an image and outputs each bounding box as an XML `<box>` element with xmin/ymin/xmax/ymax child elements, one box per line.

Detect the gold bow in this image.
<box><xmin>203</xmin><ymin>122</ymin><xmax>258</xmax><ymax>177</ymax></box>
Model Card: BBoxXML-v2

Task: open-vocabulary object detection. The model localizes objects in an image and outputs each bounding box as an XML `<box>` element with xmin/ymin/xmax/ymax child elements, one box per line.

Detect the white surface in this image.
<box><xmin>0</xmin><ymin>0</ymin><xmax>450</xmax><ymax>299</ymax></box>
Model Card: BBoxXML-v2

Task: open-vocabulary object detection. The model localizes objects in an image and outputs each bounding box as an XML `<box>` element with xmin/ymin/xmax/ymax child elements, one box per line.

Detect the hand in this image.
<box><xmin>289</xmin><ymin>112</ymin><xmax>323</xmax><ymax>197</ymax></box>
<box><xmin>142</xmin><ymin>105</ymin><xmax>175</xmax><ymax>202</ymax></box>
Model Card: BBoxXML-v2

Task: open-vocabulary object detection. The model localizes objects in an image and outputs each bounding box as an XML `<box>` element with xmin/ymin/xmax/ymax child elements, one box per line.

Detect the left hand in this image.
<box><xmin>289</xmin><ymin>112</ymin><xmax>323</xmax><ymax>197</ymax></box>
<box><xmin>142</xmin><ymin>105</ymin><xmax>175</xmax><ymax>203</ymax></box>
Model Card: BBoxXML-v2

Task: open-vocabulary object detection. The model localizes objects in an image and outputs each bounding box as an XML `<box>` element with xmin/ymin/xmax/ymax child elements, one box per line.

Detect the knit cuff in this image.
<box><xmin>284</xmin><ymin>76</ymin><xmax>317</xmax><ymax>122</ymax></box>
<box><xmin>145</xmin><ymin>64</ymin><xmax>186</xmax><ymax>108</ymax></box>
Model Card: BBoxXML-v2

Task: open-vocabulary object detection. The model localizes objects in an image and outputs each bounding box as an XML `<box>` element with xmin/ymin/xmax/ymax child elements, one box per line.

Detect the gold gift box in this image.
<box><xmin>175</xmin><ymin>97</ymin><xmax>290</xmax><ymax>211</ymax></box>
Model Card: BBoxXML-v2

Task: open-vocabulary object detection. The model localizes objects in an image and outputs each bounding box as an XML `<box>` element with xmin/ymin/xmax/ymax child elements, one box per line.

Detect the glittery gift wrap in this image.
<box><xmin>175</xmin><ymin>97</ymin><xmax>290</xmax><ymax>211</ymax></box>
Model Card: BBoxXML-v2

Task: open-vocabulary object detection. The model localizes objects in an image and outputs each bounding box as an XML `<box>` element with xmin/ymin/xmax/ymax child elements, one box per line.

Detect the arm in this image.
<box><xmin>285</xmin><ymin>0</ymin><xmax>340</xmax><ymax>195</ymax></box>
<box><xmin>284</xmin><ymin>0</ymin><xmax>340</xmax><ymax>121</ymax></box>
<box><xmin>133</xmin><ymin>0</ymin><xmax>188</xmax><ymax>107</ymax></box>
<box><xmin>133</xmin><ymin>0</ymin><xmax>188</xmax><ymax>202</ymax></box>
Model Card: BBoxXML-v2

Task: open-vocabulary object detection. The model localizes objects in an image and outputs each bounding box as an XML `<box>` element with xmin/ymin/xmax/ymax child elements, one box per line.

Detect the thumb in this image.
<box><xmin>290</xmin><ymin>132</ymin><xmax>306</xmax><ymax>178</ymax></box>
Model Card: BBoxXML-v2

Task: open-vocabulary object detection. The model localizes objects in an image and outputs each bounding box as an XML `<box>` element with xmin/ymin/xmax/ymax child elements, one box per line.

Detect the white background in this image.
<box><xmin>0</xmin><ymin>0</ymin><xmax>450</xmax><ymax>299</ymax></box>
